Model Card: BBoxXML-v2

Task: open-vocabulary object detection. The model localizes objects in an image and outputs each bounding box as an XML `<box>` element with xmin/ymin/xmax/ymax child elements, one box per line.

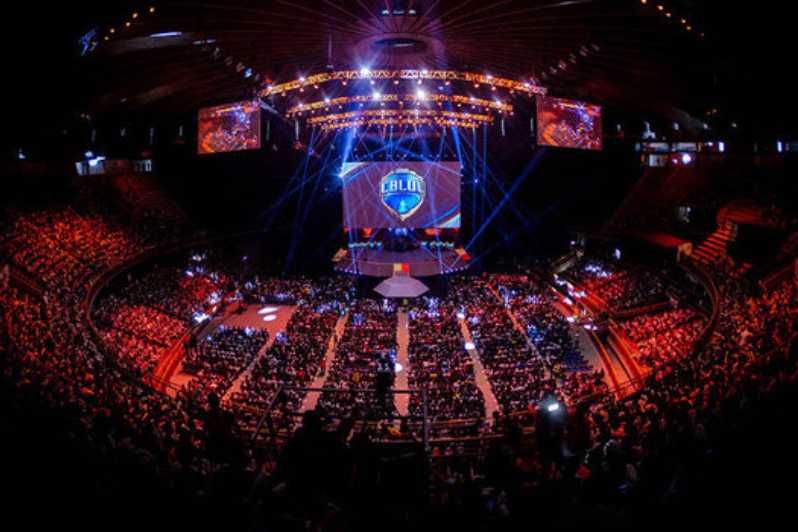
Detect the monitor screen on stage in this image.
<box><xmin>341</xmin><ymin>162</ymin><xmax>461</xmax><ymax>229</ymax></box>
<box><xmin>197</xmin><ymin>100</ymin><xmax>261</xmax><ymax>154</ymax></box>
<box><xmin>536</xmin><ymin>96</ymin><xmax>602</xmax><ymax>150</ymax></box>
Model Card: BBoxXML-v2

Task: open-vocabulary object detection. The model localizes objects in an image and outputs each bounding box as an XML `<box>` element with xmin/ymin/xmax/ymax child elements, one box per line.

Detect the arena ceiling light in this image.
<box><xmin>150</xmin><ymin>31</ymin><xmax>182</xmax><ymax>38</ymax></box>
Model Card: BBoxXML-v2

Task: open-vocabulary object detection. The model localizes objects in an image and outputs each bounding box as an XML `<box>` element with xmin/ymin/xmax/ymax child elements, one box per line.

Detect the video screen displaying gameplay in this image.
<box><xmin>197</xmin><ymin>100</ymin><xmax>261</xmax><ymax>154</ymax></box>
<box><xmin>536</xmin><ymin>96</ymin><xmax>603</xmax><ymax>150</ymax></box>
<box><xmin>2</xmin><ymin>2</ymin><xmax>797</xmax><ymax>531</ymax></box>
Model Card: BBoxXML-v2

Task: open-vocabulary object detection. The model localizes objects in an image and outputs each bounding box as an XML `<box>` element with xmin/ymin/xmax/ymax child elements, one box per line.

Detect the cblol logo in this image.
<box><xmin>379</xmin><ymin>168</ymin><xmax>426</xmax><ymax>221</ymax></box>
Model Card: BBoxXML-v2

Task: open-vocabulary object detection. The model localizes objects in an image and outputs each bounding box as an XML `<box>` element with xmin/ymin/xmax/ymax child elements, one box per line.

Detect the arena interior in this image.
<box><xmin>2</xmin><ymin>1</ymin><xmax>797</xmax><ymax>530</ymax></box>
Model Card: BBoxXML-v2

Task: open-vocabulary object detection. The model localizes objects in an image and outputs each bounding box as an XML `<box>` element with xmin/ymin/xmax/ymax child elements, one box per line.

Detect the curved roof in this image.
<box><xmin>79</xmin><ymin>1</ymin><xmax>711</xmax><ymax>114</ymax></box>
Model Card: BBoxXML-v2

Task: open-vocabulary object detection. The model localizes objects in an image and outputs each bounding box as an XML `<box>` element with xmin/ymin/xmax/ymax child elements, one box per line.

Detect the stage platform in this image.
<box><xmin>333</xmin><ymin>246</ymin><xmax>471</xmax><ymax>277</ymax></box>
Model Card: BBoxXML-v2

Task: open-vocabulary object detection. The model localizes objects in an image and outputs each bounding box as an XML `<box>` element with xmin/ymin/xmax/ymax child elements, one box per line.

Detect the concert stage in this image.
<box><xmin>332</xmin><ymin>246</ymin><xmax>471</xmax><ymax>277</ymax></box>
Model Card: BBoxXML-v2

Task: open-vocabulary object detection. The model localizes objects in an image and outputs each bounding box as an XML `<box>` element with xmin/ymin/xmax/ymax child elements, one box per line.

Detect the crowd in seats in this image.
<box><xmin>1</xmin><ymin>284</ymin><xmax>244</xmax><ymax>488</ymax></box>
<box><xmin>98</xmin><ymin>328</ymin><xmax>163</xmax><ymax>374</ymax></box>
<box><xmin>451</xmin><ymin>276</ymin><xmax>552</xmax><ymax>413</ymax></box>
<box><xmin>241</xmin><ymin>277</ymin><xmax>315</xmax><ymax>305</ymax></box>
<box><xmin>239</xmin><ymin>275</ymin><xmax>356</xmax><ymax>308</ymax></box>
<box><xmin>564</xmin><ymin>276</ymin><xmax>798</xmax><ymax>507</ymax></box>
<box><xmin>113</xmin><ymin>264</ymin><xmax>230</xmax><ymax>322</ymax></box>
<box><xmin>183</xmin><ymin>326</ymin><xmax>269</xmax><ymax>397</ymax></box>
<box><xmin>619</xmin><ymin>307</ymin><xmax>700</xmax><ymax>343</ymax></box>
<box><xmin>94</xmin><ymin>299</ymin><xmax>186</xmax><ymax>346</ymax></box>
<box><xmin>229</xmin><ymin>302</ymin><xmax>342</xmax><ymax>425</ymax></box>
<box><xmin>565</xmin><ymin>259</ymin><xmax>672</xmax><ymax>311</ymax></box>
<box><xmin>495</xmin><ymin>275</ymin><xmax>588</xmax><ymax>374</ymax></box>
<box><xmin>565</xmin><ymin>258</ymin><xmax>622</xmax><ymax>291</ymax></box>
<box><xmin>407</xmin><ymin>298</ymin><xmax>485</xmax><ymax>420</ymax></box>
<box><xmin>4</xmin><ymin>209</ymin><xmax>137</xmax><ymax>288</ymax></box>
<box><xmin>597</xmin><ymin>269</ymin><xmax>668</xmax><ymax>310</ymax></box>
<box><xmin>559</xmin><ymin>369</ymin><xmax>609</xmax><ymax>401</ymax></box>
<box><xmin>4</xmin><ymin>196</ymin><xmax>798</xmax><ymax>528</ymax></box>
<box><xmin>619</xmin><ymin>306</ymin><xmax>707</xmax><ymax>368</ymax></box>
<box><xmin>318</xmin><ymin>298</ymin><xmax>397</xmax><ymax>419</ymax></box>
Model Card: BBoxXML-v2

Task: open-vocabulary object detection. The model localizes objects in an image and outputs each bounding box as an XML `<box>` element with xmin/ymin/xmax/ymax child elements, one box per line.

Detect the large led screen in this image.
<box><xmin>536</xmin><ymin>96</ymin><xmax>602</xmax><ymax>150</ymax></box>
<box><xmin>197</xmin><ymin>100</ymin><xmax>261</xmax><ymax>154</ymax></box>
<box><xmin>341</xmin><ymin>162</ymin><xmax>461</xmax><ymax>229</ymax></box>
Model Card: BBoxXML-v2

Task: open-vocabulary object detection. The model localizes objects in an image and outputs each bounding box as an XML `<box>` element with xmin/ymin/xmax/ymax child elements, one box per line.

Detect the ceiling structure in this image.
<box><xmin>79</xmin><ymin>1</ymin><xmax>713</xmax><ymax>117</ymax></box>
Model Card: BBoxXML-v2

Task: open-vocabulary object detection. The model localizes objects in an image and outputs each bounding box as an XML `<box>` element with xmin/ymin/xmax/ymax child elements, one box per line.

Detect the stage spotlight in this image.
<box><xmin>681</xmin><ymin>153</ymin><xmax>692</xmax><ymax>164</ymax></box>
<box><xmin>416</xmin><ymin>89</ymin><xmax>427</xmax><ymax>100</ymax></box>
<box><xmin>464</xmin><ymin>341</ymin><xmax>475</xmax><ymax>350</ymax></box>
<box><xmin>546</xmin><ymin>401</ymin><xmax>561</xmax><ymax>413</ymax></box>
<box><xmin>360</xmin><ymin>67</ymin><xmax>371</xmax><ymax>76</ymax></box>
<box><xmin>193</xmin><ymin>312</ymin><xmax>210</xmax><ymax>324</ymax></box>
<box><xmin>456</xmin><ymin>311</ymin><xmax>466</xmax><ymax>320</ymax></box>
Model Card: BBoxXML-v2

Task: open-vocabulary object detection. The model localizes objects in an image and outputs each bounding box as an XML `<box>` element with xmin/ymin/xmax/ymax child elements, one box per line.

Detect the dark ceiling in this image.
<box><xmin>76</xmin><ymin>1</ymin><xmax>711</xmax><ymax>112</ymax></box>
<box><xmin>2</xmin><ymin>1</ymin><xmax>794</xmax><ymax>149</ymax></box>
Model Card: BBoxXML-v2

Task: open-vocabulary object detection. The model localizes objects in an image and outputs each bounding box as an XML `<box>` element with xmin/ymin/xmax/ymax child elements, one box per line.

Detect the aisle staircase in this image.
<box><xmin>691</xmin><ymin>220</ymin><xmax>752</xmax><ymax>276</ymax></box>
<box><xmin>691</xmin><ymin>221</ymin><xmax>736</xmax><ymax>265</ymax></box>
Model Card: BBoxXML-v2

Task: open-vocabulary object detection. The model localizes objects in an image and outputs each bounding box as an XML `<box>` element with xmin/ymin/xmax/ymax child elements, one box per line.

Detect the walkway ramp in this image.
<box><xmin>458</xmin><ymin>318</ymin><xmax>500</xmax><ymax>421</ymax></box>
<box><xmin>393</xmin><ymin>310</ymin><xmax>411</xmax><ymax>416</ymax></box>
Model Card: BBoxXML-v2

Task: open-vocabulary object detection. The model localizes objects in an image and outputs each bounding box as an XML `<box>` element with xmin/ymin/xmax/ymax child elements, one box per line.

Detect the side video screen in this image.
<box><xmin>197</xmin><ymin>100</ymin><xmax>261</xmax><ymax>154</ymax></box>
<box><xmin>537</xmin><ymin>96</ymin><xmax>602</xmax><ymax>150</ymax></box>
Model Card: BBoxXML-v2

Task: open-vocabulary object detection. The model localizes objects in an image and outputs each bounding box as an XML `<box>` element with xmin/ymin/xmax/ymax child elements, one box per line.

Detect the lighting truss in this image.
<box><xmin>287</xmin><ymin>94</ymin><xmax>514</xmax><ymax>116</ymax></box>
<box><xmin>260</xmin><ymin>70</ymin><xmax>546</xmax><ymax>98</ymax></box>
<box><xmin>307</xmin><ymin>109</ymin><xmax>494</xmax><ymax>131</ymax></box>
